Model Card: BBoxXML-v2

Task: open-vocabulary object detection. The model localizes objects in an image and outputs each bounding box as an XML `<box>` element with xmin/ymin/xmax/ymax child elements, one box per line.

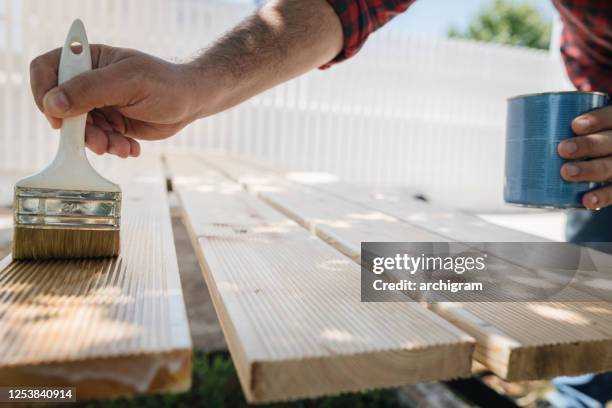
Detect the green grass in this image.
<box><xmin>79</xmin><ymin>351</ymin><xmax>405</xmax><ymax>408</ymax></box>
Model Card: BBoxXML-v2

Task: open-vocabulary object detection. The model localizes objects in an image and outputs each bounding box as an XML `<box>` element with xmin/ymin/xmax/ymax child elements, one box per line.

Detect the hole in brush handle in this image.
<box><xmin>70</xmin><ymin>41</ymin><xmax>83</xmax><ymax>55</ymax></box>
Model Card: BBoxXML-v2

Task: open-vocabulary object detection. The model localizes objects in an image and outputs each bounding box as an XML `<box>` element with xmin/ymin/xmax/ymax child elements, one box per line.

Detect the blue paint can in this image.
<box><xmin>504</xmin><ymin>91</ymin><xmax>609</xmax><ymax>208</ymax></box>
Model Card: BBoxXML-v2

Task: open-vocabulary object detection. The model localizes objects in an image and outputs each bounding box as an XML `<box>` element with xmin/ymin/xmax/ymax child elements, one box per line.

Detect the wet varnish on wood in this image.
<box><xmin>0</xmin><ymin>156</ymin><xmax>192</xmax><ymax>400</ymax></box>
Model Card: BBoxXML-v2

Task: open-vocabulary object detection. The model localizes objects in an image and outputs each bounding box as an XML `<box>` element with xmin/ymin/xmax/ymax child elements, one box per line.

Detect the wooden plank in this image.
<box><xmin>299</xmin><ymin>182</ymin><xmax>612</xmax><ymax>304</ymax></box>
<box><xmin>199</xmin><ymin>154</ymin><xmax>612</xmax><ymax>297</ymax></box>
<box><xmin>201</xmin><ymin>152</ymin><xmax>612</xmax><ymax>381</ymax></box>
<box><xmin>165</xmin><ymin>154</ymin><xmax>474</xmax><ymax>404</ymax></box>
<box><xmin>0</xmin><ymin>155</ymin><xmax>192</xmax><ymax>400</ymax></box>
<box><xmin>197</xmin><ymin>154</ymin><xmax>446</xmax><ymax>264</ymax></box>
<box><xmin>202</xmin><ymin>152</ymin><xmax>542</xmax><ymax>242</ymax></box>
<box><xmin>306</xmin><ymin>184</ymin><xmax>545</xmax><ymax>242</ymax></box>
<box><xmin>231</xmin><ymin>158</ymin><xmax>612</xmax><ymax>301</ymax></box>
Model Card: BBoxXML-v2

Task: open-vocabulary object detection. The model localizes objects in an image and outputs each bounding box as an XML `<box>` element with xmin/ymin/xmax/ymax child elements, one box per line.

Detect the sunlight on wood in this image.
<box><xmin>0</xmin><ymin>155</ymin><xmax>192</xmax><ymax>399</ymax></box>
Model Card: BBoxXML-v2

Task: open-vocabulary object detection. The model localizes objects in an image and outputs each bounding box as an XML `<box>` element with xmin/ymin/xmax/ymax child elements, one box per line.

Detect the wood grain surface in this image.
<box><xmin>166</xmin><ymin>153</ymin><xmax>474</xmax><ymax>403</ymax></box>
<box><xmin>200</xmin><ymin>152</ymin><xmax>612</xmax><ymax>381</ymax></box>
<box><xmin>0</xmin><ymin>155</ymin><xmax>192</xmax><ymax>400</ymax></box>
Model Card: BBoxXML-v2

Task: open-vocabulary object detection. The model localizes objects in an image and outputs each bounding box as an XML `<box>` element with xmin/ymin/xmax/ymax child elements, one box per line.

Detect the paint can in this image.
<box><xmin>504</xmin><ymin>91</ymin><xmax>609</xmax><ymax>208</ymax></box>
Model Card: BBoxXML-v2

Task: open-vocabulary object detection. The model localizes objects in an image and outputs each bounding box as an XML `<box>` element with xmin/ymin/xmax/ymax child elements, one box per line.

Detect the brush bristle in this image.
<box><xmin>12</xmin><ymin>227</ymin><xmax>120</xmax><ymax>260</ymax></box>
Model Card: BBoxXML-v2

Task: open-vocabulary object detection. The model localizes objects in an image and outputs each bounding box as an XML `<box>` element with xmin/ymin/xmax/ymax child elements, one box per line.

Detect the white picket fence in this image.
<box><xmin>0</xmin><ymin>0</ymin><xmax>571</xmax><ymax>210</ymax></box>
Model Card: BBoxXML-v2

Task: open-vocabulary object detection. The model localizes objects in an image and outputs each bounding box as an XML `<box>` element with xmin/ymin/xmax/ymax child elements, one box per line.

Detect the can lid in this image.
<box><xmin>507</xmin><ymin>91</ymin><xmax>609</xmax><ymax>101</ymax></box>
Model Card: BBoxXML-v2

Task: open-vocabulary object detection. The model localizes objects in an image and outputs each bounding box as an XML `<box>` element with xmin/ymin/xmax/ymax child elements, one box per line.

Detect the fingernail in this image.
<box><xmin>562</xmin><ymin>141</ymin><xmax>578</xmax><ymax>154</ymax></box>
<box><xmin>565</xmin><ymin>164</ymin><xmax>580</xmax><ymax>176</ymax></box>
<box><xmin>588</xmin><ymin>195</ymin><xmax>599</xmax><ymax>207</ymax></box>
<box><xmin>574</xmin><ymin>117</ymin><xmax>591</xmax><ymax>131</ymax></box>
<box><xmin>46</xmin><ymin>89</ymin><xmax>70</xmax><ymax>112</ymax></box>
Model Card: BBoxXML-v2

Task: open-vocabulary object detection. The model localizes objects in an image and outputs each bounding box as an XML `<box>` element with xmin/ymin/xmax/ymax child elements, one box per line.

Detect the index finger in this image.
<box><xmin>572</xmin><ymin>105</ymin><xmax>612</xmax><ymax>135</ymax></box>
<box><xmin>29</xmin><ymin>44</ymin><xmax>104</xmax><ymax>114</ymax></box>
<box><xmin>29</xmin><ymin>47</ymin><xmax>61</xmax><ymax>112</ymax></box>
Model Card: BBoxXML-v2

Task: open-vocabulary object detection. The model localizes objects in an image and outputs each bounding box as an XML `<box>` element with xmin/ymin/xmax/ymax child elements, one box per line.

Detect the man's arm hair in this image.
<box><xmin>188</xmin><ymin>0</ymin><xmax>343</xmax><ymax>118</ymax></box>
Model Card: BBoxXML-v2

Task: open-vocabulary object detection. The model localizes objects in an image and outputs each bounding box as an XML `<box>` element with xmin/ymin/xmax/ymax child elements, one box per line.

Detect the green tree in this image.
<box><xmin>448</xmin><ymin>0</ymin><xmax>552</xmax><ymax>50</ymax></box>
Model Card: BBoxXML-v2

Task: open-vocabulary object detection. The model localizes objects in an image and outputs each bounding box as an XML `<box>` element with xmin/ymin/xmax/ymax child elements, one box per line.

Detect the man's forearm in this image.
<box><xmin>187</xmin><ymin>0</ymin><xmax>343</xmax><ymax>118</ymax></box>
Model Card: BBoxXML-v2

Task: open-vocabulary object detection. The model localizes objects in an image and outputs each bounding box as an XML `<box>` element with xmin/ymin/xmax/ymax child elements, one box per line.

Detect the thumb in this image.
<box><xmin>42</xmin><ymin>65</ymin><xmax>133</xmax><ymax>118</ymax></box>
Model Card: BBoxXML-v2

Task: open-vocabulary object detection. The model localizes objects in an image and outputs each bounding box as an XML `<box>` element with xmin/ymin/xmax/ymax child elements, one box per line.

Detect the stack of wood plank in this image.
<box><xmin>176</xmin><ymin>152</ymin><xmax>612</xmax><ymax>402</ymax></box>
<box><xmin>3</xmin><ymin>151</ymin><xmax>612</xmax><ymax>404</ymax></box>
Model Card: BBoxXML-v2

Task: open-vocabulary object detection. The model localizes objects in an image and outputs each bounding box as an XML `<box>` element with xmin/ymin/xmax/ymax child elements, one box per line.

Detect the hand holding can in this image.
<box><xmin>504</xmin><ymin>91</ymin><xmax>609</xmax><ymax>209</ymax></box>
<box><xmin>558</xmin><ymin>104</ymin><xmax>612</xmax><ymax>209</ymax></box>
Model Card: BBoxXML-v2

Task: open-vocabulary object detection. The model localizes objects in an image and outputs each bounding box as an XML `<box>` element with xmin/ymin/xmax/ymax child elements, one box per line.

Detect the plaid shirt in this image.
<box><xmin>324</xmin><ymin>0</ymin><xmax>612</xmax><ymax>93</ymax></box>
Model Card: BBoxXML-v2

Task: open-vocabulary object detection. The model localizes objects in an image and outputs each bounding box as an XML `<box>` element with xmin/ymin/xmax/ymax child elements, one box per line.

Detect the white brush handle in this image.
<box><xmin>57</xmin><ymin>19</ymin><xmax>91</xmax><ymax>161</ymax></box>
<box><xmin>17</xmin><ymin>19</ymin><xmax>119</xmax><ymax>192</ymax></box>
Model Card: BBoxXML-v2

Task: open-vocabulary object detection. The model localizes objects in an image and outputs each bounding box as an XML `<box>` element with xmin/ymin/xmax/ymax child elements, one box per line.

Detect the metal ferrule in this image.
<box><xmin>14</xmin><ymin>187</ymin><xmax>121</xmax><ymax>230</ymax></box>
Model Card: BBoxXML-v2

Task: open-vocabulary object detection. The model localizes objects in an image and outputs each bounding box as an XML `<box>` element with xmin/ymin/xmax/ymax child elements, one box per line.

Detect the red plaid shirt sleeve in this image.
<box><xmin>322</xmin><ymin>0</ymin><xmax>416</xmax><ymax>68</ymax></box>
<box><xmin>553</xmin><ymin>0</ymin><xmax>612</xmax><ymax>94</ymax></box>
<box><xmin>322</xmin><ymin>0</ymin><xmax>612</xmax><ymax>94</ymax></box>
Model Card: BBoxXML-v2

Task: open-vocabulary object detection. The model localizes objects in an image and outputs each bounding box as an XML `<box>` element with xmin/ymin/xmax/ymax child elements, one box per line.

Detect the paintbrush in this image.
<box><xmin>12</xmin><ymin>19</ymin><xmax>121</xmax><ymax>260</ymax></box>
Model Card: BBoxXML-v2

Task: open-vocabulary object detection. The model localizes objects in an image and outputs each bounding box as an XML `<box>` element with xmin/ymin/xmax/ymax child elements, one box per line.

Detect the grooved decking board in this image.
<box><xmin>201</xmin><ymin>153</ymin><xmax>543</xmax><ymax>242</ymax></box>
<box><xmin>203</xmin><ymin>155</ymin><xmax>612</xmax><ymax>301</ymax></box>
<box><xmin>200</xmin><ymin>152</ymin><xmax>612</xmax><ymax>381</ymax></box>
<box><xmin>165</xmin><ymin>154</ymin><xmax>474</xmax><ymax>404</ymax></box>
<box><xmin>305</xmin><ymin>184</ymin><xmax>545</xmax><ymax>242</ymax></box>
<box><xmin>0</xmin><ymin>155</ymin><xmax>192</xmax><ymax>400</ymax></box>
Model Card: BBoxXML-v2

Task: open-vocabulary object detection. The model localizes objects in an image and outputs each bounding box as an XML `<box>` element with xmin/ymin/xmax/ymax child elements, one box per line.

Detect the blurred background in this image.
<box><xmin>0</xmin><ymin>0</ymin><xmax>569</xmax><ymax>222</ymax></box>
